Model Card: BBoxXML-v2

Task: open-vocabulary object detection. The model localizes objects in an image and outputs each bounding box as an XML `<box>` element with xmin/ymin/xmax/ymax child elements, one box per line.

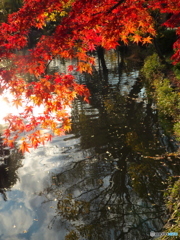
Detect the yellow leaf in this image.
<box><xmin>54</xmin><ymin>128</ymin><xmax>64</xmax><ymax>136</ymax></box>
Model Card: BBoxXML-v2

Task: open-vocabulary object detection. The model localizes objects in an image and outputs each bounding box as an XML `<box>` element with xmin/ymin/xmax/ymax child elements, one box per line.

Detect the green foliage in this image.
<box><xmin>155</xmin><ymin>78</ymin><xmax>179</xmax><ymax>117</ymax></box>
<box><xmin>0</xmin><ymin>0</ymin><xmax>22</xmax><ymax>19</ymax></box>
<box><xmin>173</xmin><ymin>122</ymin><xmax>180</xmax><ymax>141</ymax></box>
<box><xmin>173</xmin><ymin>63</ymin><xmax>180</xmax><ymax>80</ymax></box>
<box><xmin>154</xmin><ymin>78</ymin><xmax>180</xmax><ymax>137</ymax></box>
<box><xmin>158</xmin><ymin>112</ymin><xmax>174</xmax><ymax>135</ymax></box>
<box><xmin>141</xmin><ymin>53</ymin><xmax>165</xmax><ymax>82</ymax></box>
<box><xmin>141</xmin><ymin>53</ymin><xmax>180</xmax><ymax>137</ymax></box>
<box><xmin>157</xmin><ymin>178</ymin><xmax>180</xmax><ymax>240</ymax></box>
<box><xmin>65</xmin><ymin>230</ymin><xmax>79</xmax><ymax>240</ymax></box>
<box><xmin>141</xmin><ymin>53</ymin><xmax>180</xmax><ymax>240</ymax></box>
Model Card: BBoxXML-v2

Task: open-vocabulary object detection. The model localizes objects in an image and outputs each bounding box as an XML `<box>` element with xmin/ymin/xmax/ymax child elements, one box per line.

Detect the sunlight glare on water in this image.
<box><xmin>0</xmin><ymin>92</ymin><xmax>72</xmax><ymax>125</ymax></box>
<box><xmin>0</xmin><ymin>94</ymin><xmax>22</xmax><ymax>124</ymax></box>
<box><xmin>0</xmin><ymin>92</ymin><xmax>44</xmax><ymax>125</ymax></box>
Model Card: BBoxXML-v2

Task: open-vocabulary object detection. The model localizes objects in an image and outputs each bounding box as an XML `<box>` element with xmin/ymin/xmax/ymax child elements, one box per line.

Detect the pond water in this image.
<box><xmin>0</xmin><ymin>48</ymin><xmax>180</xmax><ymax>240</ymax></box>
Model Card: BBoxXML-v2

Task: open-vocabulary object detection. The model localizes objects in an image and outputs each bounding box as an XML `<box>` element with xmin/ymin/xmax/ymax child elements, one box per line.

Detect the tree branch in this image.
<box><xmin>106</xmin><ymin>0</ymin><xmax>126</xmax><ymax>14</ymax></box>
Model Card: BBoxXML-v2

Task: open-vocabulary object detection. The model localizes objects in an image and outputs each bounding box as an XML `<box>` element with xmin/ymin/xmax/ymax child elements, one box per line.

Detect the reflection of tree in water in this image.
<box><xmin>46</xmin><ymin>153</ymin><xmax>179</xmax><ymax>240</ymax></box>
<box><xmin>0</xmin><ymin>136</ymin><xmax>23</xmax><ymax>201</ymax></box>
<box><xmin>40</xmin><ymin>74</ymin><xmax>180</xmax><ymax>239</ymax></box>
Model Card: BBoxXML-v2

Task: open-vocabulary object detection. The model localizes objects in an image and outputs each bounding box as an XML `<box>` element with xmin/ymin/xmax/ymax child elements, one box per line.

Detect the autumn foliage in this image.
<box><xmin>0</xmin><ymin>0</ymin><xmax>180</xmax><ymax>152</ymax></box>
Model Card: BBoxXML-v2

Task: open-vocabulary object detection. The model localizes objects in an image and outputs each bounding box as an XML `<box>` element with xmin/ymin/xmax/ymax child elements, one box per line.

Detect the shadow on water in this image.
<box><xmin>0</xmin><ymin>136</ymin><xmax>23</xmax><ymax>201</ymax></box>
<box><xmin>40</xmin><ymin>50</ymin><xmax>180</xmax><ymax>240</ymax></box>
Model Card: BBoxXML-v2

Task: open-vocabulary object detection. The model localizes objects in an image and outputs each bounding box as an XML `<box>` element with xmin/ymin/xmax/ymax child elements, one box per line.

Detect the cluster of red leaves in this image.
<box><xmin>150</xmin><ymin>0</ymin><xmax>180</xmax><ymax>64</ymax></box>
<box><xmin>0</xmin><ymin>0</ymin><xmax>180</xmax><ymax>152</ymax></box>
<box><xmin>1</xmin><ymin>71</ymin><xmax>90</xmax><ymax>152</ymax></box>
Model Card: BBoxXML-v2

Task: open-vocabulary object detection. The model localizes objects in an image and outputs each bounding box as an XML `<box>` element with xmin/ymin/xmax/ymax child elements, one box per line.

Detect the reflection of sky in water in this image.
<box><xmin>0</xmin><ymin>135</ymin><xmax>79</xmax><ymax>240</ymax></box>
<box><xmin>108</xmin><ymin>70</ymin><xmax>139</xmax><ymax>95</ymax></box>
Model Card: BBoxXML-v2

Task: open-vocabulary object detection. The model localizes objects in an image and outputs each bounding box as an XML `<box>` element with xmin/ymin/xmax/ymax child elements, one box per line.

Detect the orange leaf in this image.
<box><xmin>31</xmin><ymin>138</ymin><xmax>39</xmax><ymax>148</ymax></box>
<box><xmin>54</xmin><ymin>128</ymin><xmax>65</xmax><ymax>136</ymax></box>
<box><xmin>46</xmin><ymin>133</ymin><xmax>53</xmax><ymax>142</ymax></box>
<box><xmin>142</xmin><ymin>36</ymin><xmax>153</xmax><ymax>44</ymax></box>
<box><xmin>133</xmin><ymin>35</ymin><xmax>142</xmax><ymax>44</ymax></box>
<box><xmin>40</xmin><ymin>136</ymin><xmax>46</xmax><ymax>145</ymax></box>
<box><xmin>30</xmin><ymin>135</ymin><xmax>40</xmax><ymax>148</ymax></box>
<box><xmin>19</xmin><ymin>141</ymin><xmax>30</xmax><ymax>153</ymax></box>
<box><xmin>3</xmin><ymin>138</ymin><xmax>8</xmax><ymax>146</ymax></box>
<box><xmin>7</xmin><ymin>139</ymin><xmax>14</xmax><ymax>148</ymax></box>
<box><xmin>3</xmin><ymin>128</ymin><xmax>11</xmax><ymax>137</ymax></box>
<box><xmin>12</xmin><ymin>98</ymin><xmax>23</xmax><ymax>108</ymax></box>
<box><xmin>24</xmin><ymin>106</ymin><xmax>33</xmax><ymax>115</ymax></box>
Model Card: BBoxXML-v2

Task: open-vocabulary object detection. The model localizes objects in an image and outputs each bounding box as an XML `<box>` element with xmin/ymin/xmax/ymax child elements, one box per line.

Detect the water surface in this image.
<box><xmin>0</xmin><ymin>49</ymin><xmax>179</xmax><ymax>240</ymax></box>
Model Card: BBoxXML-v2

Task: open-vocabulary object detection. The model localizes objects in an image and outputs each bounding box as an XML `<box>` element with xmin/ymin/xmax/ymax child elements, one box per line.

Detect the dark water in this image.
<box><xmin>0</xmin><ymin>49</ymin><xmax>179</xmax><ymax>240</ymax></box>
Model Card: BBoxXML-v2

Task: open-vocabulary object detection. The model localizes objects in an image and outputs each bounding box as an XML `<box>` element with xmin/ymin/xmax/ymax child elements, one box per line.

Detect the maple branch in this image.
<box><xmin>106</xmin><ymin>0</ymin><xmax>126</xmax><ymax>14</ymax></box>
<box><xmin>92</xmin><ymin>0</ymin><xmax>125</xmax><ymax>16</ymax></box>
<box><xmin>45</xmin><ymin>59</ymin><xmax>53</xmax><ymax>74</ymax></box>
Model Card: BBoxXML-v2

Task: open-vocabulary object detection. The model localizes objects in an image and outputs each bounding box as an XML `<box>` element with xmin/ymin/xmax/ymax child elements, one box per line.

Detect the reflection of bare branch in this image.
<box><xmin>116</xmin><ymin>213</ymin><xmax>165</xmax><ymax>240</ymax></box>
<box><xmin>67</xmin><ymin>177</ymin><xmax>103</xmax><ymax>196</ymax></box>
<box><xmin>52</xmin><ymin>156</ymin><xmax>95</xmax><ymax>185</ymax></box>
